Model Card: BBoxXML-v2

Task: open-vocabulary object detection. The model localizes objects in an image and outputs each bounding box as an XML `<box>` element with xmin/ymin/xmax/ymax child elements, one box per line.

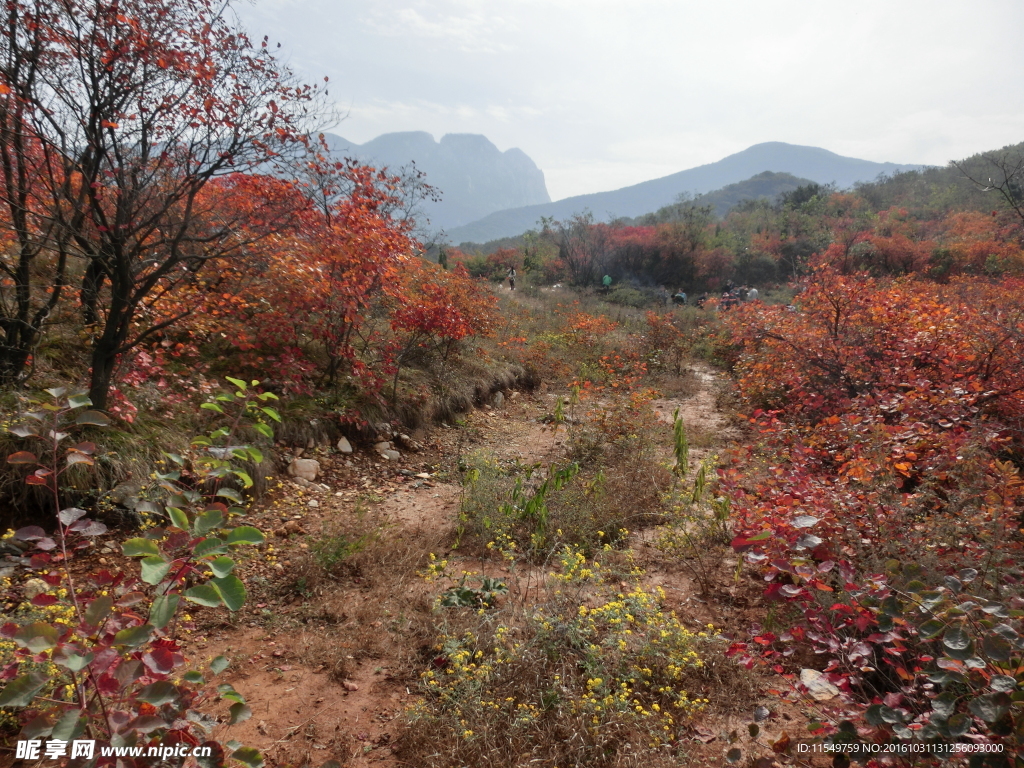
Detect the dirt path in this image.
<box><xmin>184</xmin><ymin>365</ymin><xmax>796</xmax><ymax>767</ymax></box>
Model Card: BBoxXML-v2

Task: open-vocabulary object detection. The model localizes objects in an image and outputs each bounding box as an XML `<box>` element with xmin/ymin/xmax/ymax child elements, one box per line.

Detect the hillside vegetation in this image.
<box><xmin>1</xmin><ymin>2</ymin><xmax>1024</xmax><ymax>765</ymax></box>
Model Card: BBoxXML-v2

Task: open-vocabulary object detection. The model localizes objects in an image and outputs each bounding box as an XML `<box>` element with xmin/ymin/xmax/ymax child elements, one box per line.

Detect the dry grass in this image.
<box><xmin>287</xmin><ymin>513</ymin><xmax>450</xmax><ymax>683</ymax></box>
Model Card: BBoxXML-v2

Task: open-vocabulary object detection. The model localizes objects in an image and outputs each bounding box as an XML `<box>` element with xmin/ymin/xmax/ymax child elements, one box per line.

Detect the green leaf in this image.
<box><xmin>141</xmin><ymin>556</ymin><xmax>172</xmax><ymax>586</ymax></box>
<box><xmin>260</xmin><ymin>406</ymin><xmax>281</xmax><ymax>422</ymax></box>
<box><xmin>210</xmin><ymin>655</ymin><xmax>230</xmax><ymax>674</ymax></box>
<box><xmin>0</xmin><ymin>672</ymin><xmax>49</xmax><ymax>706</ymax></box>
<box><xmin>194</xmin><ymin>509</ymin><xmax>225</xmax><ymax>536</ymax></box>
<box><xmin>226</xmin><ymin>526</ymin><xmax>264</xmax><ymax>546</ymax></box>
<box><xmin>968</xmin><ymin>692</ymin><xmax>1011</xmax><ymax>723</ymax></box>
<box><xmin>233</xmin><ymin>470</ymin><xmax>254</xmax><ymax>489</ymax></box>
<box><xmin>183</xmin><ymin>671</ymin><xmax>205</xmax><ymax>684</ymax></box>
<box><xmin>201</xmin><ymin>402</ymin><xmax>225</xmax><ymax>414</ymax></box>
<box><xmin>84</xmin><ymin>595</ymin><xmax>114</xmax><ymax>628</ymax></box>
<box><xmin>231</xmin><ymin>746</ymin><xmax>264</xmax><ymax>768</ymax></box>
<box><xmin>225</xmin><ymin>376</ymin><xmax>248</xmax><ymax>393</ymax></box>
<box><xmin>212</xmin><ymin>575</ymin><xmax>246</xmax><ymax>612</ymax></box>
<box><xmin>194</xmin><ymin>537</ymin><xmax>228</xmax><ymax>557</ymax></box>
<box><xmin>75</xmin><ymin>410</ymin><xmax>110</xmax><ymax>426</ymax></box>
<box><xmin>168</xmin><ymin>507</ymin><xmax>189</xmax><ymax>531</ymax></box>
<box><xmin>217</xmin><ymin>487</ymin><xmax>244</xmax><ymax>503</ymax></box>
<box><xmin>51</xmin><ymin>709</ymin><xmax>84</xmax><ymax>741</ymax></box>
<box><xmin>218</xmin><ymin>683</ymin><xmax>245</xmax><ymax>703</ymax></box>
<box><xmin>246</xmin><ymin>447</ymin><xmax>264</xmax><ymax>464</ymax></box>
<box><xmin>931</xmin><ymin>691</ymin><xmax>957</xmax><ymax>719</ymax></box>
<box><xmin>67</xmin><ymin>394</ymin><xmax>92</xmax><ymax>408</ymax></box>
<box><xmin>982</xmin><ymin>632</ymin><xmax>1014</xmax><ymax>662</ymax></box>
<box><xmin>918</xmin><ymin>619</ymin><xmax>945</xmax><ymax>639</ymax></box>
<box><xmin>14</xmin><ymin>622</ymin><xmax>60</xmax><ymax>652</ymax></box>
<box><xmin>990</xmin><ymin>675</ymin><xmax>1017</xmax><ymax>693</ymax></box>
<box><xmin>210</xmin><ymin>556</ymin><xmax>235</xmax><ymax>578</ymax></box>
<box><xmin>184</xmin><ymin>584</ymin><xmax>223</xmax><ymax>608</ymax></box>
<box><xmin>253</xmin><ymin>423</ymin><xmax>274</xmax><ymax>438</ymax></box>
<box><xmin>114</xmin><ymin>624</ymin><xmax>154</xmax><ymax>647</ymax></box>
<box><xmin>138</xmin><ymin>681</ymin><xmax>179</xmax><ymax>706</ymax></box>
<box><xmin>229</xmin><ymin>703</ymin><xmax>252</xmax><ymax>724</ymax></box>
<box><xmin>122</xmin><ymin>538</ymin><xmax>161</xmax><ymax>557</ymax></box>
<box><xmin>943</xmin><ymin>625</ymin><xmax>971</xmax><ymax>651</ymax></box>
<box><xmin>149</xmin><ymin>594</ymin><xmax>180</xmax><ymax>630</ymax></box>
<box><xmin>55</xmin><ymin>650</ymin><xmax>93</xmax><ymax>672</ymax></box>
<box><xmin>947</xmin><ymin>713</ymin><xmax>972</xmax><ymax>737</ymax></box>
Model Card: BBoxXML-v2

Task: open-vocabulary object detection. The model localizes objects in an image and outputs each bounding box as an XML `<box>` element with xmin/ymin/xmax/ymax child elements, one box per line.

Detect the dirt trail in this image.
<box><xmin>193</xmin><ymin>365</ymin><xmax>771</xmax><ymax>767</ymax></box>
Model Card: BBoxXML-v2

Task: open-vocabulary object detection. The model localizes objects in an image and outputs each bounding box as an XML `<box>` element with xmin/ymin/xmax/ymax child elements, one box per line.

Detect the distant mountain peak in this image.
<box><xmin>323</xmin><ymin>131</ymin><xmax>550</xmax><ymax>230</ymax></box>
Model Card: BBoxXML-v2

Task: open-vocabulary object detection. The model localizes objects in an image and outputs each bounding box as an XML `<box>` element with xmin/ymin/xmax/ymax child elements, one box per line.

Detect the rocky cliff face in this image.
<box><xmin>323</xmin><ymin>131</ymin><xmax>550</xmax><ymax>232</ymax></box>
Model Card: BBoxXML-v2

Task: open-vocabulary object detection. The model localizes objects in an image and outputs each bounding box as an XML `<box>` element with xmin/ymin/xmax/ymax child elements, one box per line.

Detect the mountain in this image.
<box><xmin>447</xmin><ymin>142</ymin><xmax>926</xmax><ymax>243</ymax></box>
<box><xmin>629</xmin><ymin>171</ymin><xmax>818</xmax><ymax>223</ymax></box>
<box><xmin>323</xmin><ymin>132</ymin><xmax>550</xmax><ymax>231</ymax></box>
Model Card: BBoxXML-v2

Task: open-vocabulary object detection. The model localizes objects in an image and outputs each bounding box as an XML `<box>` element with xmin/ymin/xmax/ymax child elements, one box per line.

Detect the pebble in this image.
<box><xmin>307</xmin><ymin>499</ymin><xmax>319</xmax><ymax>508</ymax></box>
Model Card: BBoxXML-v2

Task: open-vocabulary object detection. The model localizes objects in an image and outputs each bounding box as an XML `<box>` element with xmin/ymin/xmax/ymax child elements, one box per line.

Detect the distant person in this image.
<box><xmin>602</xmin><ymin>274</ymin><xmax>612</xmax><ymax>289</ymax></box>
<box><xmin>507</xmin><ymin>266</ymin><xmax>516</xmax><ymax>291</ymax></box>
<box><xmin>747</xmin><ymin>287</ymin><xmax>759</xmax><ymax>301</ymax></box>
<box><xmin>672</xmin><ymin>290</ymin><xmax>687</xmax><ymax>305</ymax></box>
<box><xmin>695</xmin><ymin>293</ymin><xmax>708</xmax><ymax>308</ymax></box>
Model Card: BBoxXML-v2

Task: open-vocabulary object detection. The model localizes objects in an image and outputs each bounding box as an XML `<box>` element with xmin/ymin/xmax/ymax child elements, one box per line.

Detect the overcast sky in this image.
<box><xmin>234</xmin><ymin>0</ymin><xmax>1024</xmax><ymax>201</ymax></box>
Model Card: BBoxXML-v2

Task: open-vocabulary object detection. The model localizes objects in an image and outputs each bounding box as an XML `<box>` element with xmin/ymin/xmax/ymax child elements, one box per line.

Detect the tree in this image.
<box><xmin>0</xmin><ymin>0</ymin><xmax>324</xmax><ymax>408</ymax></box>
<box><xmin>954</xmin><ymin>145</ymin><xmax>1024</xmax><ymax>227</ymax></box>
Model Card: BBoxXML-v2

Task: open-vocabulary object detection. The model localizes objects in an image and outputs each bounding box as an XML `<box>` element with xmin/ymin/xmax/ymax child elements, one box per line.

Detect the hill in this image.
<box><xmin>447</xmin><ymin>142</ymin><xmax>925</xmax><ymax>243</ymax></box>
<box><xmin>323</xmin><ymin>132</ymin><xmax>550</xmax><ymax>231</ymax></box>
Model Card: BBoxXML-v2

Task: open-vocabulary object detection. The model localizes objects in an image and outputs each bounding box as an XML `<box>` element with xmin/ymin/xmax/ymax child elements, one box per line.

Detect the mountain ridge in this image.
<box><xmin>448</xmin><ymin>141</ymin><xmax>926</xmax><ymax>243</ymax></box>
<box><xmin>323</xmin><ymin>131</ymin><xmax>550</xmax><ymax>231</ymax></box>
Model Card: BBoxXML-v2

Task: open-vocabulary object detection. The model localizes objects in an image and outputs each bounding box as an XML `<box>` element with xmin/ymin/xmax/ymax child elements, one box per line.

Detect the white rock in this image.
<box><xmin>493</xmin><ymin>391</ymin><xmax>505</xmax><ymax>408</ymax></box>
<box><xmin>23</xmin><ymin>578</ymin><xmax>50</xmax><ymax>600</ymax></box>
<box><xmin>373</xmin><ymin>441</ymin><xmax>392</xmax><ymax>452</ymax></box>
<box><xmin>287</xmin><ymin>458</ymin><xmax>320</xmax><ymax>482</ymax></box>
<box><xmin>291</xmin><ymin>477</ymin><xmax>312</xmax><ymax>489</ymax></box>
<box><xmin>307</xmin><ymin>500</ymin><xmax>320</xmax><ymax>508</ymax></box>
<box><xmin>336</xmin><ymin>436</ymin><xmax>353</xmax><ymax>454</ymax></box>
<box><xmin>382</xmin><ymin>449</ymin><xmax>401</xmax><ymax>461</ymax></box>
<box><xmin>800</xmin><ymin>669</ymin><xmax>839</xmax><ymax>701</ymax></box>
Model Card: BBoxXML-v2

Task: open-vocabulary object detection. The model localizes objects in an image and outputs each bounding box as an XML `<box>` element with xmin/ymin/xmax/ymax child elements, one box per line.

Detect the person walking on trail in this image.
<box><xmin>507</xmin><ymin>266</ymin><xmax>516</xmax><ymax>291</ymax></box>
<box><xmin>602</xmin><ymin>274</ymin><xmax>612</xmax><ymax>293</ymax></box>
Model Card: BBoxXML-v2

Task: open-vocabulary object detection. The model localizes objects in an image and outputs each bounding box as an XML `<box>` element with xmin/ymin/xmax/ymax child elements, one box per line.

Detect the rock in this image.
<box><xmin>307</xmin><ymin>499</ymin><xmax>320</xmax><ymax>508</ymax></box>
<box><xmin>23</xmin><ymin>578</ymin><xmax>50</xmax><ymax>600</ymax></box>
<box><xmin>510</xmin><ymin>391</ymin><xmax>519</xmax><ymax>400</ymax></box>
<box><xmin>374</xmin><ymin>422</ymin><xmax>393</xmax><ymax>439</ymax></box>
<box><xmin>493</xmin><ymin>391</ymin><xmax>505</xmax><ymax>408</ymax></box>
<box><xmin>291</xmin><ymin>477</ymin><xmax>312</xmax><ymax>489</ymax></box>
<box><xmin>373</xmin><ymin>441</ymin><xmax>392</xmax><ymax>453</ymax></box>
<box><xmin>382</xmin><ymin>449</ymin><xmax>401</xmax><ymax>461</ymax></box>
<box><xmin>287</xmin><ymin>458</ymin><xmax>320</xmax><ymax>482</ymax></box>
<box><xmin>307</xmin><ymin>437</ymin><xmax>315</xmax><ymax>449</ymax></box>
<box><xmin>395</xmin><ymin>434</ymin><xmax>422</xmax><ymax>452</ymax></box>
<box><xmin>336</xmin><ymin>436</ymin><xmax>353</xmax><ymax>454</ymax></box>
<box><xmin>343</xmin><ymin>680</ymin><xmax>359</xmax><ymax>692</ymax></box>
<box><xmin>415</xmin><ymin>472</ymin><xmax>431</xmax><ymax>479</ymax></box>
<box><xmin>800</xmin><ymin>669</ymin><xmax>839</xmax><ymax>701</ymax></box>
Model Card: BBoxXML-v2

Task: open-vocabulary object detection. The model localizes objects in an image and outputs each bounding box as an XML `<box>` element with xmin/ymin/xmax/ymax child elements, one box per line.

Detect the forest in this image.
<box><xmin>1</xmin><ymin>1</ymin><xmax>1023</xmax><ymax>767</ymax></box>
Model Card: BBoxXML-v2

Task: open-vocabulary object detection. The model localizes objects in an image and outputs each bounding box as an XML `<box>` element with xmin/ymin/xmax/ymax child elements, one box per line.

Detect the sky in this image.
<box><xmin>234</xmin><ymin>0</ymin><xmax>1024</xmax><ymax>201</ymax></box>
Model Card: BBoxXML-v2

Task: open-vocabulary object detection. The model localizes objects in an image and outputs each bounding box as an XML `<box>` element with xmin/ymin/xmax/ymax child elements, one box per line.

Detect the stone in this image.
<box><xmin>373</xmin><ymin>441</ymin><xmax>392</xmax><ymax>453</ymax></box>
<box><xmin>336</xmin><ymin>436</ymin><xmax>353</xmax><ymax>454</ymax></box>
<box><xmin>343</xmin><ymin>680</ymin><xmax>359</xmax><ymax>692</ymax></box>
<box><xmin>307</xmin><ymin>499</ymin><xmax>320</xmax><ymax>508</ymax></box>
<box><xmin>381</xmin><ymin>449</ymin><xmax>401</xmax><ymax>461</ymax></box>
<box><xmin>395</xmin><ymin>434</ymin><xmax>422</xmax><ymax>452</ymax></box>
<box><xmin>291</xmin><ymin>477</ymin><xmax>312</xmax><ymax>489</ymax></box>
<box><xmin>800</xmin><ymin>669</ymin><xmax>839</xmax><ymax>701</ymax></box>
<box><xmin>23</xmin><ymin>578</ymin><xmax>50</xmax><ymax>600</ymax></box>
<box><xmin>287</xmin><ymin>458</ymin><xmax>320</xmax><ymax>482</ymax></box>
<box><xmin>493</xmin><ymin>391</ymin><xmax>505</xmax><ymax>408</ymax></box>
